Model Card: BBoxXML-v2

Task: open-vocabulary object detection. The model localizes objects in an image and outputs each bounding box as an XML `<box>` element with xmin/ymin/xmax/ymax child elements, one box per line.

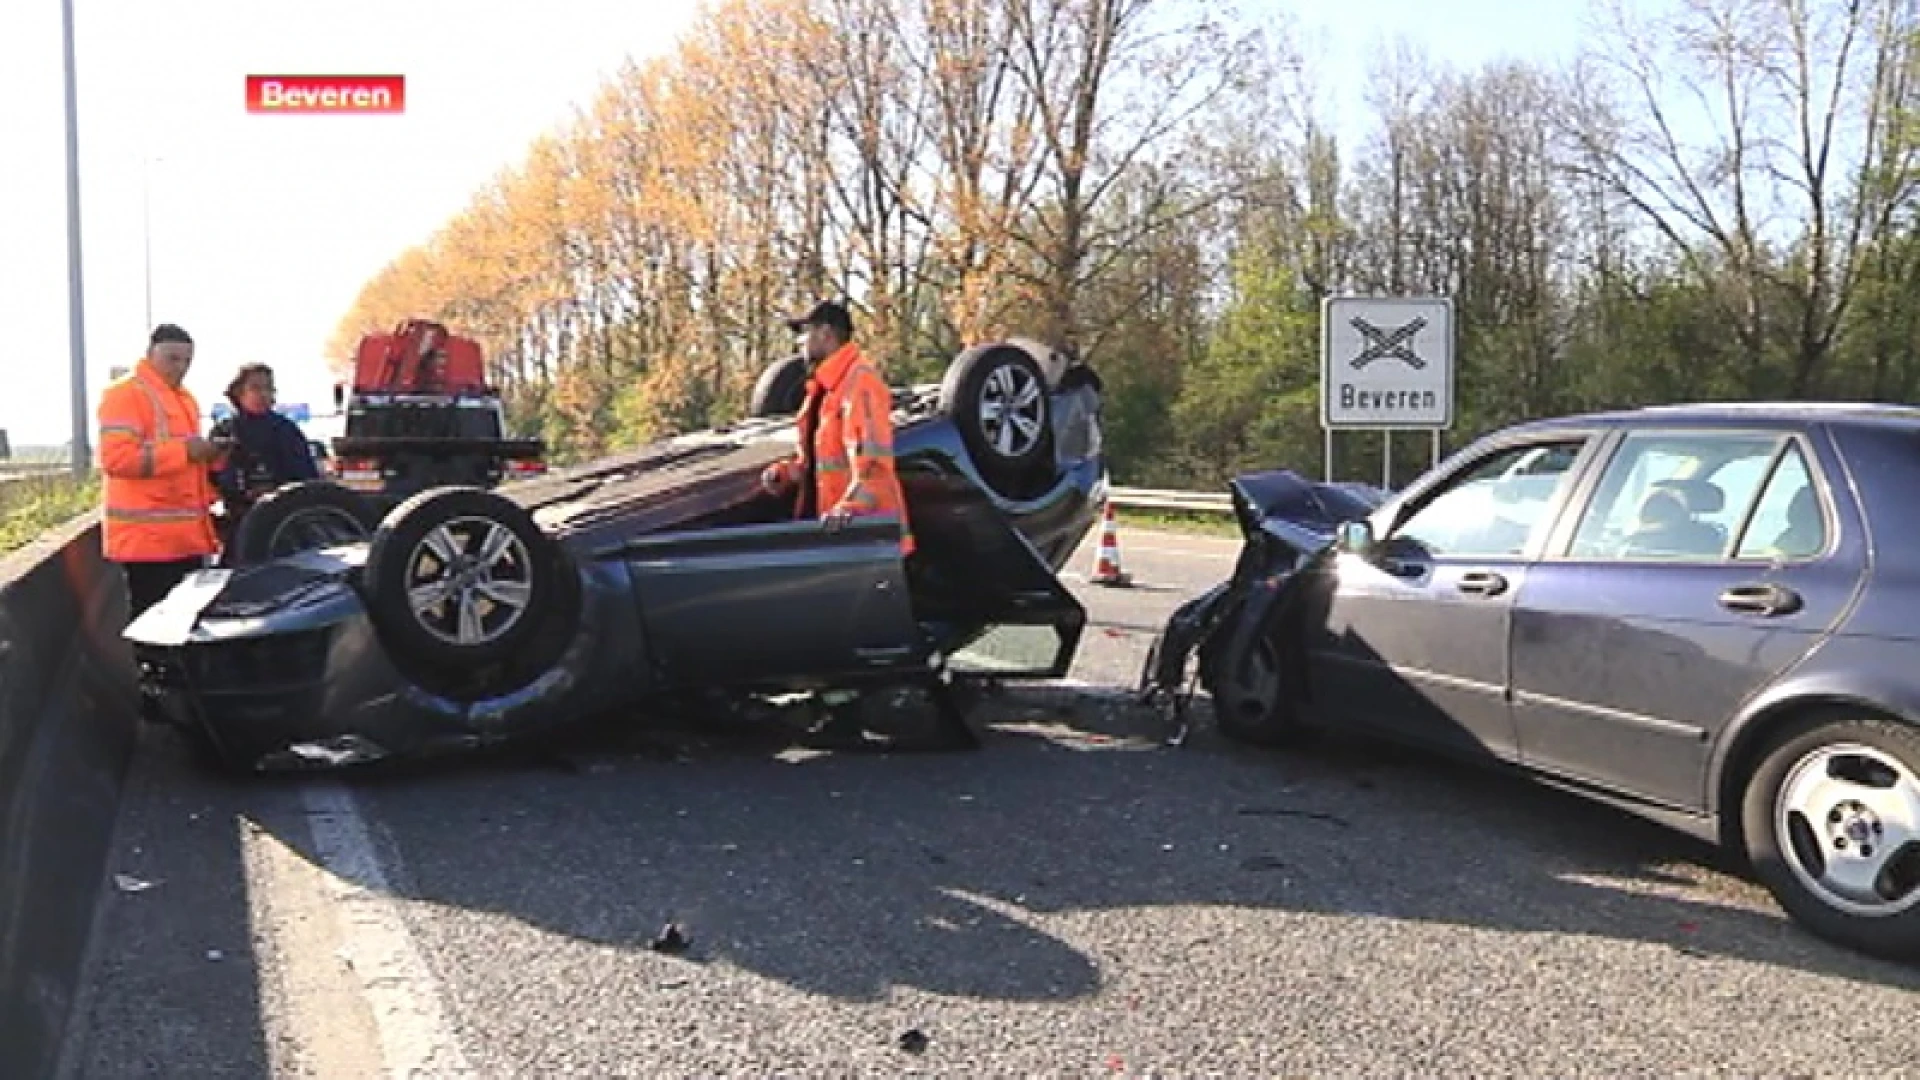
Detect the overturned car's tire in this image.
<box><xmin>361</xmin><ymin>486</ymin><xmax>578</xmax><ymax>690</ymax></box>
<box><xmin>749</xmin><ymin>356</ymin><xmax>810</xmax><ymax>417</ymax></box>
<box><xmin>940</xmin><ymin>344</ymin><xmax>1055</xmax><ymax>497</ymax></box>
<box><xmin>227</xmin><ymin>480</ymin><xmax>381</xmax><ymax>566</ymax></box>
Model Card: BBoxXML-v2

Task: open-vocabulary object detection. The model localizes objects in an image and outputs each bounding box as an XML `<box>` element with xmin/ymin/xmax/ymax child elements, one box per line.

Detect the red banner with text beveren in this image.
<box><xmin>246</xmin><ymin>76</ymin><xmax>405</xmax><ymax>114</ymax></box>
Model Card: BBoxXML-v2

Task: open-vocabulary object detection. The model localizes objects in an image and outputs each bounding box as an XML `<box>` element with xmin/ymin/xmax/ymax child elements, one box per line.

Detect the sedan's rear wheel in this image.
<box><xmin>1741</xmin><ymin>714</ymin><xmax>1920</xmax><ymax>962</ymax></box>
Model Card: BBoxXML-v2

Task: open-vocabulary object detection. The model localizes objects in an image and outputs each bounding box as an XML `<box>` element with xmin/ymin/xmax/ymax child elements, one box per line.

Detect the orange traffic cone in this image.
<box><xmin>1090</xmin><ymin>502</ymin><xmax>1132</xmax><ymax>587</ymax></box>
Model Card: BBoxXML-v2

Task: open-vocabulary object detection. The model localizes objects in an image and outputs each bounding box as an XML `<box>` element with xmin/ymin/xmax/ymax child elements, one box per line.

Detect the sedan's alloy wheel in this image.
<box><xmin>1775</xmin><ymin>741</ymin><xmax>1920</xmax><ymax>917</ymax></box>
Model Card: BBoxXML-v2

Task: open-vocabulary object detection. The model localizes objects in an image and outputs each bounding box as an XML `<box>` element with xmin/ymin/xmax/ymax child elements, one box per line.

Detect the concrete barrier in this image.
<box><xmin>0</xmin><ymin>510</ymin><xmax>140</xmax><ymax>1077</ymax></box>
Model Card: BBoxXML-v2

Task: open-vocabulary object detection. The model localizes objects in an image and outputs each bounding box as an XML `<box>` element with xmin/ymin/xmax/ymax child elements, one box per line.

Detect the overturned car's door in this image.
<box><xmin>616</xmin><ymin>515</ymin><xmax>926</xmax><ymax>690</ymax></box>
<box><xmin>898</xmin><ymin>476</ymin><xmax>1090</xmax><ymax>678</ymax></box>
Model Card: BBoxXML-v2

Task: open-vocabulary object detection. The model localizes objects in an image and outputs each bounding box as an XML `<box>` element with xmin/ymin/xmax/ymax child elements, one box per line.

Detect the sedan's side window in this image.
<box><xmin>1734</xmin><ymin>445</ymin><xmax>1827</xmax><ymax>560</ymax></box>
<box><xmin>1391</xmin><ymin>440</ymin><xmax>1586</xmax><ymax>558</ymax></box>
<box><xmin>1568</xmin><ymin>431</ymin><xmax>1786</xmax><ymax>561</ymax></box>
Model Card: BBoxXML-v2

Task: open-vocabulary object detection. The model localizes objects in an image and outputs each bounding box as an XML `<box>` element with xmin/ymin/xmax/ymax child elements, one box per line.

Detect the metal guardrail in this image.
<box><xmin>1106</xmin><ymin>485</ymin><xmax>1233</xmax><ymax>513</ymax></box>
<box><xmin>0</xmin><ymin>469</ymin><xmax>65</xmax><ymax>487</ymax></box>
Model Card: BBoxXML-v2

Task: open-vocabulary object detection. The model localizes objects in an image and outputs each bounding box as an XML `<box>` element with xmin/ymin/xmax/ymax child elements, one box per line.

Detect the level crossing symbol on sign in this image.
<box><xmin>1350</xmin><ymin>316</ymin><xmax>1427</xmax><ymax>370</ymax></box>
<box><xmin>1320</xmin><ymin>295</ymin><xmax>1453</xmax><ymax>430</ymax></box>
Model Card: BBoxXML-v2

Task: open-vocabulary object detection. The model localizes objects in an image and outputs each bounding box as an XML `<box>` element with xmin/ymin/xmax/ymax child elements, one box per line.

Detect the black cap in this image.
<box><xmin>149</xmin><ymin>323</ymin><xmax>193</xmax><ymax>346</ymax></box>
<box><xmin>785</xmin><ymin>300</ymin><xmax>853</xmax><ymax>337</ymax></box>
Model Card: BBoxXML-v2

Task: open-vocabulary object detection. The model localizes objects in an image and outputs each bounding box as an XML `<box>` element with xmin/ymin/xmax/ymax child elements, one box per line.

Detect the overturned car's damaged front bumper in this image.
<box><xmin>126</xmin><ymin>548</ymin><xmax>640</xmax><ymax>771</ymax></box>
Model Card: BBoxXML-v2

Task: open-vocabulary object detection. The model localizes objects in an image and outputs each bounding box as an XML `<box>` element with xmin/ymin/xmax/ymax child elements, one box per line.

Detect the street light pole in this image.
<box><xmin>62</xmin><ymin>0</ymin><xmax>91</xmax><ymax>477</ymax></box>
<box><xmin>142</xmin><ymin>154</ymin><xmax>152</xmax><ymax>329</ymax></box>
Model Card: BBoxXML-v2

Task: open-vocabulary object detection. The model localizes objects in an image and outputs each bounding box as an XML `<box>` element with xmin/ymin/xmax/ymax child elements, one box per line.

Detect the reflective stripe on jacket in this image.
<box><xmin>97</xmin><ymin>360</ymin><xmax>219</xmax><ymax>563</ymax></box>
<box><xmin>794</xmin><ymin>342</ymin><xmax>914</xmax><ymax>555</ymax></box>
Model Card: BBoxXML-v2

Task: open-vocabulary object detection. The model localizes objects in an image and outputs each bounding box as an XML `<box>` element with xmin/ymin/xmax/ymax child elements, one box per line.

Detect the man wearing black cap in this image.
<box><xmin>760</xmin><ymin>301</ymin><xmax>976</xmax><ymax>751</ymax></box>
<box><xmin>760</xmin><ymin>300</ymin><xmax>915</xmax><ymax>548</ymax></box>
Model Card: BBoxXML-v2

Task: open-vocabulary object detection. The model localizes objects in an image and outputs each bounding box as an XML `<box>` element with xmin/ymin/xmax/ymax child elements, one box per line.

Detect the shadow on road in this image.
<box><xmin>222</xmin><ymin>687</ymin><xmax>1920</xmax><ymax>1006</ymax></box>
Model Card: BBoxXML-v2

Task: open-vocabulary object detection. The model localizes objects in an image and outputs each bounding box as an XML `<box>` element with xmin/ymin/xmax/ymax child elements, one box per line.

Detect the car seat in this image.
<box><xmin>1769</xmin><ymin>487</ymin><xmax>1824</xmax><ymax>558</ymax></box>
<box><xmin>1658</xmin><ymin>477</ymin><xmax>1728</xmax><ymax>546</ymax></box>
<box><xmin>1624</xmin><ymin>487</ymin><xmax>1724</xmax><ymax>557</ymax></box>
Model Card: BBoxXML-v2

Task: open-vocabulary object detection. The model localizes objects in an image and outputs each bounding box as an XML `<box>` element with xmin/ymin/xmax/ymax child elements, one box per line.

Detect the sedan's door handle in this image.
<box><xmin>1456</xmin><ymin>570</ymin><xmax>1509</xmax><ymax>596</ymax></box>
<box><xmin>1719</xmin><ymin>583</ymin><xmax>1802</xmax><ymax>616</ymax></box>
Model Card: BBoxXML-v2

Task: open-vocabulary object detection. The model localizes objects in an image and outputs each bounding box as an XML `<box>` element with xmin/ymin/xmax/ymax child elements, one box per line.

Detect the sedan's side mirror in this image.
<box><xmin>1336</xmin><ymin>520</ymin><xmax>1375</xmax><ymax>554</ymax></box>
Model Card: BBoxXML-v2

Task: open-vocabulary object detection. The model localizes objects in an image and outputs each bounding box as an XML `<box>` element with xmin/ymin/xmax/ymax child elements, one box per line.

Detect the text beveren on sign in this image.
<box><xmin>246</xmin><ymin>76</ymin><xmax>406</xmax><ymax>114</ymax></box>
<box><xmin>1338</xmin><ymin>385</ymin><xmax>1439</xmax><ymax>412</ymax></box>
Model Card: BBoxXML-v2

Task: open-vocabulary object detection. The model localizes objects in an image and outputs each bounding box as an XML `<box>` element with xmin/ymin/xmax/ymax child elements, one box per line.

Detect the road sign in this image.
<box><xmin>1320</xmin><ymin>295</ymin><xmax>1454</xmax><ymax>430</ymax></box>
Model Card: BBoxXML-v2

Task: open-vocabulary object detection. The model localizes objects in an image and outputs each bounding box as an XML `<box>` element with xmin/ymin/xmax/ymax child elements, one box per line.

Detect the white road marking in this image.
<box><xmin>298</xmin><ymin>782</ymin><xmax>474</xmax><ymax>1077</ymax></box>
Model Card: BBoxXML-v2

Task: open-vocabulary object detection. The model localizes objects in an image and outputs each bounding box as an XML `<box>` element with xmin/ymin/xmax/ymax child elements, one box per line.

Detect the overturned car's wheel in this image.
<box><xmin>227</xmin><ymin>480</ymin><xmax>381</xmax><ymax>566</ymax></box>
<box><xmin>362</xmin><ymin>486</ymin><xmax>577</xmax><ymax>689</ymax></box>
<box><xmin>1740</xmin><ymin>712</ymin><xmax>1920</xmax><ymax>963</ymax></box>
<box><xmin>940</xmin><ymin>344</ymin><xmax>1055</xmax><ymax>497</ymax></box>
<box><xmin>749</xmin><ymin>355</ymin><xmax>810</xmax><ymax>417</ymax></box>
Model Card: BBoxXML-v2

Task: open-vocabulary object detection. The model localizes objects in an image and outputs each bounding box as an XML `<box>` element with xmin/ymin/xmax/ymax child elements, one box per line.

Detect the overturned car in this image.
<box><xmin>129</xmin><ymin>340</ymin><xmax>1108</xmax><ymax>771</ymax></box>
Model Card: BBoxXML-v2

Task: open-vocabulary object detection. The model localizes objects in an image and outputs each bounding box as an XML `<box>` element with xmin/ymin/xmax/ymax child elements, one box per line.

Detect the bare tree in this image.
<box><xmin>1562</xmin><ymin>0</ymin><xmax>1920</xmax><ymax>393</ymax></box>
<box><xmin>1002</xmin><ymin>0</ymin><xmax>1262</xmax><ymax>354</ymax></box>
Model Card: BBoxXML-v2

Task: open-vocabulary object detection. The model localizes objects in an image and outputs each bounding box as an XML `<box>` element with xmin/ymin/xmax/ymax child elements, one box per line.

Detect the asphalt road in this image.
<box><xmin>64</xmin><ymin>525</ymin><xmax>1920</xmax><ymax>1077</ymax></box>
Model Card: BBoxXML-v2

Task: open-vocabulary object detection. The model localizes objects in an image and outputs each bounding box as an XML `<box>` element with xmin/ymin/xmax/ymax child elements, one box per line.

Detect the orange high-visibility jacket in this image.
<box><xmin>97</xmin><ymin>359</ymin><xmax>220</xmax><ymax>563</ymax></box>
<box><xmin>791</xmin><ymin>342</ymin><xmax>914</xmax><ymax>555</ymax></box>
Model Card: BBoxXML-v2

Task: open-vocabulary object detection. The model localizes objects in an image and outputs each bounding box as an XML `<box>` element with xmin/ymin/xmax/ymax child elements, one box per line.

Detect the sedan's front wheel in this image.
<box><xmin>1200</xmin><ymin>613</ymin><xmax>1306</xmax><ymax>747</ymax></box>
<box><xmin>1741</xmin><ymin>713</ymin><xmax>1920</xmax><ymax>963</ymax></box>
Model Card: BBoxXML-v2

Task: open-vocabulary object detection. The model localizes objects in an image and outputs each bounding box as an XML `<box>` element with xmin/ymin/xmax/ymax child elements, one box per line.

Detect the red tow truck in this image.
<box><xmin>328</xmin><ymin>319</ymin><xmax>547</xmax><ymax>510</ymax></box>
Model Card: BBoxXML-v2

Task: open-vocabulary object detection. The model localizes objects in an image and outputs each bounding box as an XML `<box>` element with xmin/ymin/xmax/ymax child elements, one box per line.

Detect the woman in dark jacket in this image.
<box><xmin>210</xmin><ymin>363</ymin><xmax>319</xmax><ymax>544</ymax></box>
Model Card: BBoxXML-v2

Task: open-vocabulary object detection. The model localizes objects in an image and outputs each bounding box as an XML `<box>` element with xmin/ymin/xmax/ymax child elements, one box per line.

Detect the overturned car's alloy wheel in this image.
<box><xmin>939</xmin><ymin>344</ymin><xmax>1055</xmax><ymax>498</ymax></box>
<box><xmin>362</xmin><ymin>486</ymin><xmax>570</xmax><ymax>676</ymax></box>
<box><xmin>227</xmin><ymin>480</ymin><xmax>381</xmax><ymax>567</ymax></box>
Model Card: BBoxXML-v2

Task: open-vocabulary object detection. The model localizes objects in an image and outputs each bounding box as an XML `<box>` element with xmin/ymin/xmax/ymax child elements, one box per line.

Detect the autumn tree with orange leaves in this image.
<box><xmin>333</xmin><ymin>0</ymin><xmax>1920</xmax><ymax>490</ymax></box>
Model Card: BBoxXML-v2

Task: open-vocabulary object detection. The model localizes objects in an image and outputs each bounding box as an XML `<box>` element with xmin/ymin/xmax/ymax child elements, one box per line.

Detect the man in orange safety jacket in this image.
<box><xmin>760</xmin><ymin>300</ymin><xmax>914</xmax><ymax>555</ymax></box>
<box><xmin>98</xmin><ymin>324</ymin><xmax>229</xmax><ymax>619</ymax></box>
<box><xmin>759</xmin><ymin>301</ymin><xmax>977</xmax><ymax>752</ymax></box>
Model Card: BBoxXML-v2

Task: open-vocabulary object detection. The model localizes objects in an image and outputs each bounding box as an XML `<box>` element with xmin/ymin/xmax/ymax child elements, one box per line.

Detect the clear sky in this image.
<box><xmin>0</xmin><ymin>0</ymin><xmax>1591</xmax><ymax>450</ymax></box>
